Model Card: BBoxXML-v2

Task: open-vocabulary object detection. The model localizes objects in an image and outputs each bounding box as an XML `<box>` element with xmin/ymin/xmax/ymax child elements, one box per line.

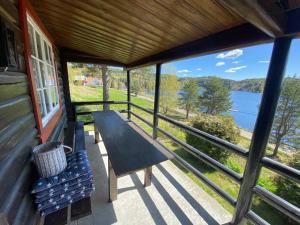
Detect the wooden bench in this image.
<box><xmin>43</xmin><ymin>121</ymin><xmax>92</xmax><ymax>225</ymax></box>
<box><xmin>93</xmin><ymin>110</ymin><xmax>172</xmax><ymax>201</ymax></box>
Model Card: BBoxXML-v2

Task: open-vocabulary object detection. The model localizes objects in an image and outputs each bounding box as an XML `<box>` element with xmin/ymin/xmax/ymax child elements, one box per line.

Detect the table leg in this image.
<box><xmin>144</xmin><ymin>166</ymin><xmax>152</xmax><ymax>187</ymax></box>
<box><xmin>94</xmin><ymin>124</ymin><xmax>100</xmax><ymax>144</ymax></box>
<box><xmin>108</xmin><ymin>159</ymin><xmax>117</xmax><ymax>202</ymax></box>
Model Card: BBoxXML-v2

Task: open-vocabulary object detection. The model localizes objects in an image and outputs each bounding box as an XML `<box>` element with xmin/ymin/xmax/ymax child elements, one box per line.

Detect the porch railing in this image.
<box><xmin>71</xmin><ymin>99</ymin><xmax>300</xmax><ymax>225</ymax></box>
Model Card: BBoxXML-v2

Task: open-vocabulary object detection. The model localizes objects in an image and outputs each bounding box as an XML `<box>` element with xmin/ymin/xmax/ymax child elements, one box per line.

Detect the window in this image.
<box><xmin>27</xmin><ymin>15</ymin><xmax>59</xmax><ymax>126</ymax></box>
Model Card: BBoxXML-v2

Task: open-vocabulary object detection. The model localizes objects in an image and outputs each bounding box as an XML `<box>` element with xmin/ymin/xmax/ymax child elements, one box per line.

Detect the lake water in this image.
<box><xmin>149</xmin><ymin>90</ymin><xmax>262</xmax><ymax>131</ymax></box>
<box><xmin>228</xmin><ymin>91</ymin><xmax>262</xmax><ymax>131</ymax></box>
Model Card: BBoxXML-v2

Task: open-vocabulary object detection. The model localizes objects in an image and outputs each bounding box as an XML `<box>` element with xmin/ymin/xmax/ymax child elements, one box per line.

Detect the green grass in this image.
<box><xmin>70</xmin><ymin>84</ymin><xmax>295</xmax><ymax>225</ymax></box>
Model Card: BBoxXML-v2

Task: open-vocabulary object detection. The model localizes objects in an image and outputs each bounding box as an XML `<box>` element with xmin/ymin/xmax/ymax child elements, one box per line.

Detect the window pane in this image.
<box><xmin>39</xmin><ymin>62</ymin><xmax>47</xmax><ymax>87</ymax></box>
<box><xmin>28</xmin><ymin>24</ymin><xmax>36</xmax><ymax>57</ymax></box>
<box><xmin>43</xmin><ymin>89</ymin><xmax>52</xmax><ymax>113</ymax></box>
<box><xmin>44</xmin><ymin>41</ymin><xmax>49</xmax><ymax>63</ymax></box>
<box><xmin>48</xmin><ymin>46</ymin><xmax>53</xmax><ymax>64</ymax></box>
<box><xmin>55</xmin><ymin>86</ymin><xmax>59</xmax><ymax>104</ymax></box>
<box><xmin>32</xmin><ymin>59</ymin><xmax>41</xmax><ymax>88</ymax></box>
<box><xmin>35</xmin><ymin>32</ymin><xmax>43</xmax><ymax>60</ymax></box>
<box><xmin>50</xmin><ymin>86</ymin><xmax>58</xmax><ymax>107</ymax></box>
<box><xmin>47</xmin><ymin>65</ymin><xmax>55</xmax><ymax>86</ymax></box>
<box><xmin>37</xmin><ymin>90</ymin><xmax>46</xmax><ymax>118</ymax></box>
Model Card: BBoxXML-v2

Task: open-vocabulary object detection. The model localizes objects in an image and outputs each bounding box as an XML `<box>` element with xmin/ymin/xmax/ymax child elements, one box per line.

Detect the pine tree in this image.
<box><xmin>180</xmin><ymin>79</ymin><xmax>200</xmax><ymax>119</ymax></box>
<box><xmin>200</xmin><ymin>77</ymin><xmax>232</xmax><ymax>115</ymax></box>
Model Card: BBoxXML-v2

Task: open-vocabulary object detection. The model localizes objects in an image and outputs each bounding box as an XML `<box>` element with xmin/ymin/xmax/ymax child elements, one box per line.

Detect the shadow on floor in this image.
<box><xmin>156</xmin><ymin>164</ymin><xmax>224</xmax><ymax>225</ymax></box>
<box><xmin>85</xmin><ymin>134</ymin><xmax>117</xmax><ymax>225</ymax></box>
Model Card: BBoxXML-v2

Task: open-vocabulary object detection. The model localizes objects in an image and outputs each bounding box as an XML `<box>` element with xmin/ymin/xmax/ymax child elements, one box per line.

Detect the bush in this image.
<box><xmin>274</xmin><ymin>151</ymin><xmax>300</xmax><ymax>225</ymax></box>
<box><xmin>186</xmin><ymin>113</ymin><xmax>240</xmax><ymax>163</ymax></box>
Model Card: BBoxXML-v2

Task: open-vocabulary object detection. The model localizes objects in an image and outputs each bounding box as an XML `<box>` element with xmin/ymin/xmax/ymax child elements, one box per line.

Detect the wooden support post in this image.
<box><xmin>60</xmin><ymin>57</ymin><xmax>75</xmax><ymax>121</ymax></box>
<box><xmin>108</xmin><ymin>159</ymin><xmax>117</xmax><ymax>202</ymax></box>
<box><xmin>231</xmin><ymin>37</ymin><xmax>292</xmax><ymax>225</ymax></box>
<box><xmin>144</xmin><ymin>166</ymin><xmax>152</xmax><ymax>187</ymax></box>
<box><xmin>127</xmin><ymin>70</ymin><xmax>131</xmax><ymax>120</ymax></box>
<box><xmin>153</xmin><ymin>64</ymin><xmax>161</xmax><ymax>139</ymax></box>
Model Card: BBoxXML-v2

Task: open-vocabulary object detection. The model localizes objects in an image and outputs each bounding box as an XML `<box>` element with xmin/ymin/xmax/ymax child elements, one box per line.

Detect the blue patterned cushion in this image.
<box><xmin>40</xmin><ymin>190</ymin><xmax>94</xmax><ymax>216</ymax></box>
<box><xmin>32</xmin><ymin>151</ymin><xmax>92</xmax><ymax>193</ymax></box>
<box><xmin>37</xmin><ymin>183</ymin><xmax>95</xmax><ymax>211</ymax></box>
<box><xmin>35</xmin><ymin>178</ymin><xmax>93</xmax><ymax>203</ymax></box>
<box><xmin>34</xmin><ymin>171</ymin><xmax>93</xmax><ymax>199</ymax></box>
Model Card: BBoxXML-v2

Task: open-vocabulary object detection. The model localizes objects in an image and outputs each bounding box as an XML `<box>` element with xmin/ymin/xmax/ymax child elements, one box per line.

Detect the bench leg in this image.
<box><xmin>144</xmin><ymin>166</ymin><xmax>152</xmax><ymax>187</ymax></box>
<box><xmin>94</xmin><ymin>124</ymin><xmax>100</xmax><ymax>144</ymax></box>
<box><xmin>108</xmin><ymin>159</ymin><xmax>117</xmax><ymax>202</ymax></box>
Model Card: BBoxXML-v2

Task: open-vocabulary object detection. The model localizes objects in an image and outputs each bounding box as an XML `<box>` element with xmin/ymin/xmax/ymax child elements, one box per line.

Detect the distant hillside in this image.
<box><xmin>179</xmin><ymin>77</ymin><xmax>265</xmax><ymax>93</ymax></box>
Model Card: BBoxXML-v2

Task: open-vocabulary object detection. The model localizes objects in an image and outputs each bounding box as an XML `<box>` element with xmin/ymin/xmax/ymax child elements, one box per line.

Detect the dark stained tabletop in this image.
<box><xmin>92</xmin><ymin>111</ymin><xmax>172</xmax><ymax>177</ymax></box>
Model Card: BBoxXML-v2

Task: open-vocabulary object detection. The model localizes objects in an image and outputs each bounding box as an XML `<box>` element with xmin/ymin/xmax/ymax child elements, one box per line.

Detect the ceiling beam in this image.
<box><xmin>126</xmin><ymin>23</ymin><xmax>272</xmax><ymax>70</ymax></box>
<box><xmin>286</xmin><ymin>7</ymin><xmax>300</xmax><ymax>37</ymax></box>
<box><xmin>60</xmin><ymin>48</ymin><xmax>125</xmax><ymax>67</ymax></box>
<box><xmin>217</xmin><ymin>0</ymin><xmax>284</xmax><ymax>38</ymax></box>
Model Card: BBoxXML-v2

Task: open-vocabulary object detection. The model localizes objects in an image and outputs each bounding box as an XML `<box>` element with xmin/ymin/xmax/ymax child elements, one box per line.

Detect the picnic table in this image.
<box><xmin>92</xmin><ymin>110</ymin><xmax>172</xmax><ymax>201</ymax></box>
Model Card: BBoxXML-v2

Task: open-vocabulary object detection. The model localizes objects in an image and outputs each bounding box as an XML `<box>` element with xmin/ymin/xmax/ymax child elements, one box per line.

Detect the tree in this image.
<box><xmin>270</xmin><ymin>76</ymin><xmax>300</xmax><ymax>157</ymax></box>
<box><xmin>130</xmin><ymin>66</ymin><xmax>155</xmax><ymax>96</ymax></box>
<box><xmin>160</xmin><ymin>74</ymin><xmax>180</xmax><ymax>114</ymax></box>
<box><xmin>200</xmin><ymin>77</ymin><xmax>232</xmax><ymax>115</ymax></box>
<box><xmin>131</xmin><ymin>79</ymin><xmax>141</xmax><ymax>96</ymax></box>
<box><xmin>180</xmin><ymin>79</ymin><xmax>200</xmax><ymax>119</ymax></box>
<box><xmin>186</xmin><ymin>114</ymin><xmax>239</xmax><ymax>163</ymax></box>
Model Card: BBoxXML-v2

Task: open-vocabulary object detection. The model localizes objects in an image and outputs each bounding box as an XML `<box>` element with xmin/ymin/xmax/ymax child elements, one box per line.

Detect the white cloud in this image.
<box><xmin>217</xmin><ymin>49</ymin><xmax>243</xmax><ymax>59</ymax></box>
<box><xmin>225</xmin><ymin>66</ymin><xmax>247</xmax><ymax>73</ymax></box>
<box><xmin>196</xmin><ymin>68</ymin><xmax>202</xmax><ymax>71</ymax></box>
<box><xmin>178</xmin><ymin>69</ymin><xmax>191</xmax><ymax>73</ymax></box>
<box><xmin>258</xmin><ymin>60</ymin><xmax>270</xmax><ymax>63</ymax></box>
<box><xmin>232</xmin><ymin>61</ymin><xmax>239</xmax><ymax>64</ymax></box>
<box><xmin>216</xmin><ymin>62</ymin><xmax>225</xmax><ymax>67</ymax></box>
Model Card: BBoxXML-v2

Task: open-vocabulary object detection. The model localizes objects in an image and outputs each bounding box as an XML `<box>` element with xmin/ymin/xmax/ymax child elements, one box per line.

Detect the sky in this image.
<box><xmin>162</xmin><ymin>38</ymin><xmax>300</xmax><ymax>81</ymax></box>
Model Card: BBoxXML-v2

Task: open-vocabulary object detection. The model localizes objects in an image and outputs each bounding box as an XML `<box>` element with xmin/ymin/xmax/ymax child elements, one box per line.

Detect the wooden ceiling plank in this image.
<box><xmin>41</xmin><ymin>19</ymin><xmax>148</xmax><ymax>57</ymax></box>
<box><xmin>185</xmin><ymin>0</ymin><xmax>243</xmax><ymax>27</ymax></box>
<box><xmin>60</xmin><ymin>0</ymin><xmax>176</xmax><ymax>46</ymax></box>
<box><xmin>217</xmin><ymin>0</ymin><xmax>284</xmax><ymax>37</ymax></box>
<box><xmin>131</xmin><ymin>0</ymin><xmax>210</xmax><ymax>36</ymax></box>
<box><xmin>54</xmin><ymin>32</ymin><xmax>146</xmax><ymax>60</ymax></box>
<box><xmin>92</xmin><ymin>0</ymin><xmax>184</xmax><ymax>44</ymax></box>
<box><xmin>154</xmin><ymin>0</ymin><xmax>219</xmax><ymax>33</ymax></box>
<box><xmin>126</xmin><ymin>24</ymin><xmax>272</xmax><ymax>69</ymax></box>
<box><xmin>36</xmin><ymin>12</ymin><xmax>154</xmax><ymax>54</ymax></box>
<box><xmin>61</xmin><ymin>48</ymin><xmax>125</xmax><ymax>67</ymax></box>
<box><xmin>33</xmin><ymin>0</ymin><xmax>165</xmax><ymax>50</ymax></box>
<box><xmin>58</xmin><ymin>36</ymin><xmax>146</xmax><ymax>63</ymax></box>
<box><xmin>108</xmin><ymin>0</ymin><xmax>206</xmax><ymax>41</ymax></box>
<box><xmin>58</xmin><ymin>41</ymin><xmax>129</xmax><ymax>63</ymax></box>
<box><xmin>55</xmin><ymin>34</ymin><xmax>139</xmax><ymax>61</ymax></box>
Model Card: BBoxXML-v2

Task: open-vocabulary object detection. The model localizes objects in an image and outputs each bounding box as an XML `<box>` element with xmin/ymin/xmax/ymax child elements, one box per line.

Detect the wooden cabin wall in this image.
<box><xmin>0</xmin><ymin>1</ymin><xmax>66</xmax><ymax>225</ymax></box>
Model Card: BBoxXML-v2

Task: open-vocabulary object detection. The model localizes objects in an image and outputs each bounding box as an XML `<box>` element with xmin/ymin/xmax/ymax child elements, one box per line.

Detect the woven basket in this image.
<box><xmin>33</xmin><ymin>142</ymin><xmax>73</xmax><ymax>178</ymax></box>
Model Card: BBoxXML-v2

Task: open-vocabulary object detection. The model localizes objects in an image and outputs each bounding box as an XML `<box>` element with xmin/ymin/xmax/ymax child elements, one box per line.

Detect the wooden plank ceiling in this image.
<box><xmin>29</xmin><ymin>0</ymin><xmax>245</xmax><ymax>65</ymax></box>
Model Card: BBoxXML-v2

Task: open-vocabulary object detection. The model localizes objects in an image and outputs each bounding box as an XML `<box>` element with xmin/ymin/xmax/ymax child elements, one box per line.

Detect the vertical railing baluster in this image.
<box><xmin>127</xmin><ymin>70</ymin><xmax>131</xmax><ymax>120</ymax></box>
<box><xmin>153</xmin><ymin>64</ymin><xmax>162</xmax><ymax>139</ymax></box>
<box><xmin>231</xmin><ymin>37</ymin><xmax>292</xmax><ymax>225</ymax></box>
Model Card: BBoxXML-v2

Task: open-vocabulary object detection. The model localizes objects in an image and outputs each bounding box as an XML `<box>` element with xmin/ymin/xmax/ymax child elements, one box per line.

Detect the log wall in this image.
<box><xmin>0</xmin><ymin>1</ymin><xmax>66</xmax><ymax>225</ymax></box>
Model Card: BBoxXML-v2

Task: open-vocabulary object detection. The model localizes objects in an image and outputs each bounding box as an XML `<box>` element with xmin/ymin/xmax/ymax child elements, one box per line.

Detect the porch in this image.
<box><xmin>72</xmin><ymin>131</ymin><xmax>231</xmax><ymax>225</ymax></box>
<box><xmin>0</xmin><ymin>1</ymin><xmax>300</xmax><ymax>225</ymax></box>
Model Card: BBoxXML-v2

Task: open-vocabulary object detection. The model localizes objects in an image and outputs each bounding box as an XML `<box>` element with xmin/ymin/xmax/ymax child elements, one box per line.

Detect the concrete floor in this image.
<box><xmin>71</xmin><ymin>131</ymin><xmax>232</xmax><ymax>225</ymax></box>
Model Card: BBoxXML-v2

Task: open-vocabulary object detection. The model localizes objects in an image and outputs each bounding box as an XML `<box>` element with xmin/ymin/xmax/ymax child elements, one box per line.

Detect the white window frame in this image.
<box><xmin>27</xmin><ymin>14</ymin><xmax>59</xmax><ymax>127</ymax></box>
